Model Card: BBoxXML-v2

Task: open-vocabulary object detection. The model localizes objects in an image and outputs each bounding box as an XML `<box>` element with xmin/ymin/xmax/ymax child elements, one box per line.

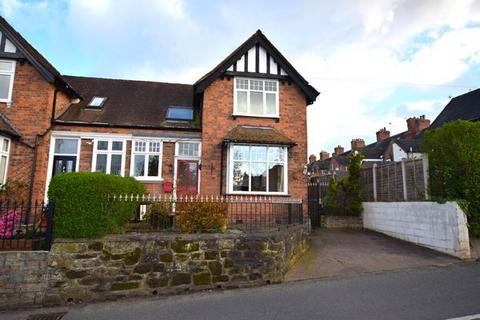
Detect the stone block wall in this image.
<box><xmin>0</xmin><ymin>225</ymin><xmax>308</xmax><ymax>309</ymax></box>
<box><xmin>363</xmin><ymin>202</ymin><xmax>470</xmax><ymax>259</ymax></box>
<box><xmin>320</xmin><ymin>215</ymin><xmax>363</xmax><ymax>229</ymax></box>
<box><xmin>0</xmin><ymin>251</ymin><xmax>49</xmax><ymax>309</ymax></box>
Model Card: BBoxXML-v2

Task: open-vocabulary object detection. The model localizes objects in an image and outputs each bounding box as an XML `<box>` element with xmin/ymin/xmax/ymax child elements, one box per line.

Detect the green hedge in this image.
<box><xmin>48</xmin><ymin>172</ymin><xmax>144</xmax><ymax>238</ymax></box>
<box><xmin>421</xmin><ymin>120</ymin><xmax>480</xmax><ymax>237</ymax></box>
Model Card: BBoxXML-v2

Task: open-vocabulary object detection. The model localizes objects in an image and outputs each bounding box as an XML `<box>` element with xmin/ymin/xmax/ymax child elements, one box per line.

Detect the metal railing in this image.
<box><xmin>0</xmin><ymin>200</ymin><xmax>54</xmax><ymax>251</ymax></box>
<box><xmin>109</xmin><ymin>194</ymin><xmax>305</xmax><ymax>232</ymax></box>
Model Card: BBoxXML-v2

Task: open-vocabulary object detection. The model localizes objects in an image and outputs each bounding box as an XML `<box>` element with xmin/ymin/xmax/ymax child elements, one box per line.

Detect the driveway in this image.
<box><xmin>286</xmin><ymin>229</ymin><xmax>458</xmax><ymax>281</ymax></box>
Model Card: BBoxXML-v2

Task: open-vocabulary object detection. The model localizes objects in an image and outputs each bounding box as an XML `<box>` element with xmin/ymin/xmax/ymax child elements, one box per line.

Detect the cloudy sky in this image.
<box><xmin>2</xmin><ymin>0</ymin><xmax>480</xmax><ymax>156</ymax></box>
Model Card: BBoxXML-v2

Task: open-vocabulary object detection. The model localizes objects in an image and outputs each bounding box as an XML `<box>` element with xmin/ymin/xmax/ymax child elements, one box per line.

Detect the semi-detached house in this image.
<box><xmin>0</xmin><ymin>17</ymin><xmax>319</xmax><ymax>204</ymax></box>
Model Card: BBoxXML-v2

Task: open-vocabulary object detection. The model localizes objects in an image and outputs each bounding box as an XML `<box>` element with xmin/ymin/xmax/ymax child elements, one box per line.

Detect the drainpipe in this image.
<box><xmin>219</xmin><ymin>142</ymin><xmax>225</xmax><ymax>195</ymax></box>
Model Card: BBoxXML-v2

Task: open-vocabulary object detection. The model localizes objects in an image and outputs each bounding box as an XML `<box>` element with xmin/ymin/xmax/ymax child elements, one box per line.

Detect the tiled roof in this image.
<box><xmin>223</xmin><ymin>125</ymin><xmax>296</xmax><ymax>146</ymax></box>
<box><xmin>57</xmin><ymin>76</ymin><xmax>198</xmax><ymax>130</ymax></box>
<box><xmin>430</xmin><ymin>88</ymin><xmax>480</xmax><ymax>129</ymax></box>
<box><xmin>0</xmin><ymin>111</ymin><xmax>20</xmax><ymax>138</ymax></box>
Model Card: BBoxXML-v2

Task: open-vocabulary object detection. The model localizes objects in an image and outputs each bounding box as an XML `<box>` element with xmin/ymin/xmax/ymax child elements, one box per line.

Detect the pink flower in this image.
<box><xmin>0</xmin><ymin>210</ymin><xmax>22</xmax><ymax>238</ymax></box>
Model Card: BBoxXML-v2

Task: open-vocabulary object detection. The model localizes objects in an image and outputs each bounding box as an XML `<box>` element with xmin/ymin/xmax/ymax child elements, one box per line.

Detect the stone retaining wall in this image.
<box><xmin>0</xmin><ymin>251</ymin><xmax>49</xmax><ymax>309</ymax></box>
<box><xmin>320</xmin><ymin>215</ymin><xmax>363</xmax><ymax>229</ymax></box>
<box><xmin>0</xmin><ymin>225</ymin><xmax>308</xmax><ymax>309</ymax></box>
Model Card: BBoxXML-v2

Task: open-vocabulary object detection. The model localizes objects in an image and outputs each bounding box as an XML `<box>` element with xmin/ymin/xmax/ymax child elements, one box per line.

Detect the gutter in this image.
<box><xmin>52</xmin><ymin>119</ymin><xmax>201</xmax><ymax>132</ymax></box>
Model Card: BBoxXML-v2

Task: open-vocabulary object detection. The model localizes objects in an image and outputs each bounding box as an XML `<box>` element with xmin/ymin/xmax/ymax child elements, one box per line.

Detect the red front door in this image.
<box><xmin>176</xmin><ymin>160</ymin><xmax>199</xmax><ymax>196</ymax></box>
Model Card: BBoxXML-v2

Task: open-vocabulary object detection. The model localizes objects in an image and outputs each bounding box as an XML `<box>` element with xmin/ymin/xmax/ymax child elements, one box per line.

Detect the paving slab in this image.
<box><xmin>286</xmin><ymin>229</ymin><xmax>459</xmax><ymax>281</ymax></box>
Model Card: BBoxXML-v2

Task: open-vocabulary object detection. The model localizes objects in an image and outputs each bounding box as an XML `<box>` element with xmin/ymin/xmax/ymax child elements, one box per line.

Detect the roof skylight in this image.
<box><xmin>88</xmin><ymin>96</ymin><xmax>107</xmax><ymax>108</ymax></box>
<box><xmin>166</xmin><ymin>106</ymin><xmax>194</xmax><ymax>120</ymax></box>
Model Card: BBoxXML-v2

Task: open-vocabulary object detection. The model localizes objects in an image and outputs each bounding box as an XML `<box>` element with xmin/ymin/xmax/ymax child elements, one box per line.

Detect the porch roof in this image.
<box><xmin>0</xmin><ymin>111</ymin><xmax>21</xmax><ymax>138</ymax></box>
<box><xmin>223</xmin><ymin>125</ymin><xmax>296</xmax><ymax>146</ymax></box>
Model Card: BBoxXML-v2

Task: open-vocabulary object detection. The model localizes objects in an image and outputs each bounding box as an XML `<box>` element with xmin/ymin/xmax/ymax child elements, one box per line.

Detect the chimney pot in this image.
<box><xmin>334</xmin><ymin>145</ymin><xmax>344</xmax><ymax>156</ymax></box>
<box><xmin>319</xmin><ymin>150</ymin><xmax>330</xmax><ymax>161</ymax></box>
<box><xmin>376</xmin><ymin>127</ymin><xmax>391</xmax><ymax>142</ymax></box>
<box><xmin>350</xmin><ymin>138</ymin><xmax>365</xmax><ymax>151</ymax></box>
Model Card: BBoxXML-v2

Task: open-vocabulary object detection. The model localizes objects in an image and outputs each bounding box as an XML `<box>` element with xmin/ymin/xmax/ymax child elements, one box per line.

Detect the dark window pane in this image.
<box><xmin>0</xmin><ymin>74</ymin><xmax>11</xmax><ymax>100</ymax></box>
<box><xmin>54</xmin><ymin>139</ymin><xmax>78</xmax><ymax>154</ymax></box>
<box><xmin>233</xmin><ymin>162</ymin><xmax>249</xmax><ymax>191</ymax></box>
<box><xmin>95</xmin><ymin>154</ymin><xmax>107</xmax><ymax>173</ymax></box>
<box><xmin>134</xmin><ymin>155</ymin><xmax>145</xmax><ymax>176</ymax></box>
<box><xmin>268</xmin><ymin>164</ymin><xmax>284</xmax><ymax>192</ymax></box>
<box><xmin>166</xmin><ymin>107</ymin><xmax>193</xmax><ymax>120</ymax></box>
<box><xmin>148</xmin><ymin>155</ymin><xmax>159</xmax><ymax>177</ymax></box>
<box><xmin>112</xmin><ymin>141</ymin><xmax>123</xmax><ymax>151</ymax></box>
<box><xmin>111</xmin><ymin>154</ymin><xmax>122</xmax><ymax>175</ymax></box>
<box><xmin>251</xmin><ymin>163</ymin><xmax>267</xmax><ymax>192</ymax></box>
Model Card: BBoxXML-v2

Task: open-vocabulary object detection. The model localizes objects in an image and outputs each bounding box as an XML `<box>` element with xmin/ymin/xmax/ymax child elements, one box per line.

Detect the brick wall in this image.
<box><xmin>201</xmin><ymin>77</ymin><xmax>308</xmax><ymax>201</ymax></box>
<box><xmin>0</xmin><ymin>62</ymin><xmax>72</xmax><ymax>201</ymax></box>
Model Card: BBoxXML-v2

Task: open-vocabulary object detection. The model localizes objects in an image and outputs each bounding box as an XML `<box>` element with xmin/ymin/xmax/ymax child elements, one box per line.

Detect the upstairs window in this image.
<box><xmin>166</xmin><ymin>106</ymin><xmax>194</xmax><ymax>120</ymax></box>
<box><xmin>0</xmin><ymin>137</ymin><xmax>10</xmax><ymax>186</ymax></box>
<box><xmin>0</xmin><ymin>60</ymin><xmax>15</xmax><ymax>103</ymax></box>
<box><xmin>234</xmin><ymin>77</ymin><xmax>279</xmax><ymax>117</ymax></box>
<box><xmin>87</xmin><ymin>96</ymin><xmax>107</xmax><ymax>108</ymax></box>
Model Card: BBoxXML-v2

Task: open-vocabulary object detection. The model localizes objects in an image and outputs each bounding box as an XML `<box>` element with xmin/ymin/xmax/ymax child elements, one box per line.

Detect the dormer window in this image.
<box><xmin>166</xmin><ymin>106</ymin><xmax>194</xmax><ymax>121</ymax></box>
<box><xmin>233</xmin><ymin>77</ymin><xmax>279</xmax><ymax>118</ymax></box>
<box><xmin>87</xmin><ymin>96</ymin><xmax>107</xmax><ymax>108</ymax></box>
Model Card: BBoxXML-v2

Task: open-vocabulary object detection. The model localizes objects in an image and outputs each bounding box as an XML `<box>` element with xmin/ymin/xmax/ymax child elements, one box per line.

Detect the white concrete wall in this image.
<box><xmin>363</xmin><ymin>202</ymin><xmax>470</xmax><ymax>259</ymax></box>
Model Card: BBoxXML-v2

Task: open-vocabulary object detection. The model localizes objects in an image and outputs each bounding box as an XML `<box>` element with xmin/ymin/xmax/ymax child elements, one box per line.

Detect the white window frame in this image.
<box><xmin>175</xmin><ymin>141</ymin><xmax>201</xmax><ymax>158</ymax></box>
<box><xmin>173</xmin><ymin>140</ymin><xmax>202</xmax><ymax>194</ymax></box>
<box><xmin>227</xmin><ymin>144</ymin><xmax>288</xmax><ymax>195</ymax></box>
<box><xmin>130</xmin><ymin>139</ymin><xmax>163</xmax><ymax>181</ymax></box>
<box><xmin>0</xmin><ymin>136</ymin><xmax>11</xmax><ymax>186</ymax></box>
<box><xmin>91</xmin><ymin>138</ymin><xmax>126</xmax><ymax>176</ymax></box>
<box><xmin>233</xmin><ymin>77</ymin><xmax>279</xmax><ymax>118</ymax></box>
<box><xmin>0</xmin><ymin>60</ymin><xmax>16</xmax><ymax>103</ymax></box>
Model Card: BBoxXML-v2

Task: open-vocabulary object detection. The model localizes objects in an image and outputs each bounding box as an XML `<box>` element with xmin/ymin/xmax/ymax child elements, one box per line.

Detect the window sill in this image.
<box><xmin>133</xmin><ymin>177</ymin><xmax>164</xmax><ymax>183</ymax></box>
<box><xmin>226</xmin><ymin>192</ymin><xmax>289</xmax><ymax>196</ymax></box>
<box><xmin>232</xmin><ymin>114</ymin><xmax>280</xmax><ymax>120</ymax></box>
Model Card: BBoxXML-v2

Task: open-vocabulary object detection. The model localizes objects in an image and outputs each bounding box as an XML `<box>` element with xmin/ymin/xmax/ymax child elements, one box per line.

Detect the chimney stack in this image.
<box><xmin>406</xmin><ymin>115</ymin><xmax>430</xmax><ymax>138</ymax></box>
<box><xmin>319</xmin><ymin>150</ymin><xmax>330</xmax><ymax>161</ymax></box>
<box><xmin>350</xmin><ymin>138</ymin><xmax>365</xmax><ymax>151</ymax></box>
<box><xmin>308</xmin><ymin>154</ymin><xmax>317</xmax><ymax>164</ymax></box>
<box><xmin>376</xmin><ymin>127</ymin><xmax>390</xmax><ymax>142</ymax></box>
<box><xmin>334</xmin><ymin>145</ymin><xmax>344</xmax><ymax>156</ymax></box>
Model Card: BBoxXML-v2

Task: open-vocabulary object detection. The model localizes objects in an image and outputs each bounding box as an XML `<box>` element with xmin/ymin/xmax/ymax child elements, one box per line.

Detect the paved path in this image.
<box><xmin>286</xmin><ymin>229</ymin><xmax>458</xmax><ymax>281</ymax></box>
<box><xmin>4</xmin><ymin>262</ymin><xmax>480</xmax><ymax>320</ymax></box>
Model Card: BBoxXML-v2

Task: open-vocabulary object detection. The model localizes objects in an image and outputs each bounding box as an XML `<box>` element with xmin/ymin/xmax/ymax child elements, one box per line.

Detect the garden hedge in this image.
<box><xmin>421</xmin><ymin>120</ymin><xmax>480</xmax><ymax>237</ymax></box>
<box><xmin>48</xmin><ymin>172</ymin><xmax>144</xmax><ymax>238</ymax></box>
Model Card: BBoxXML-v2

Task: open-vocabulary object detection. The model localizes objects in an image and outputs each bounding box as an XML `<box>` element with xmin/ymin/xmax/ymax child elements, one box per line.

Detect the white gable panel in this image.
<box><xmin>259</xmin><ymin>46</ymin><xmax>267</xmax><ymax>73</ymax></box>
<box><xmin>236</xmin><ymin>54</ymin><xmax>245</xmax><ymax>72</ymax></box>
<box><xmin>227</xmin><ymin>65</ymin><xmax>234</xmax><ymax>71</ymax></box>
<box><xmin>270</xmin><ymin>59</ymin><xmax>277</xmax><ymax>74</ymax></box>
<box><xmin>280</xmin><ymin>68</ymin><xmax>287</xmax><ymax>76</ymax></box>
<box><xmin>247</xmin><ymin>46</ymin><xmax>255</xmax><ymax>72</ymax></box>
<box><xmin>4</xmin><ymin>38</ymin><xmax>16</xmax><ymax>53</ymax></box>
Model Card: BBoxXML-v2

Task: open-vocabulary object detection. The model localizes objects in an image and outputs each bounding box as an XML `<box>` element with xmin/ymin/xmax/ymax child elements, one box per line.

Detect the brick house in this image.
<box><xmin>0</xmin><ymin>18</ymin><xmax>319</xmax><ymax>203</ymax></box>
<box><xmin>307</xmin><ymin>116</ymin><xmax>430</xmax><ymax>177</ymax></box>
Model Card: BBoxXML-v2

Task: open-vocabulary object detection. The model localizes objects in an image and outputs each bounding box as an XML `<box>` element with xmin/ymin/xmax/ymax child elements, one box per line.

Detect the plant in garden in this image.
<box><xmin>0</xmin><ymin>209</ymin><xmax>22</xmax><ymax>238</ymax></box>
<box><xmin>146</xmin><ymin>202</ymin><xmax>172</xmax><ymax>230</ymax></box>
<box><xmin>342</xmin><ymin>151</ymin><xmax>364</xmax><ymax>216</ymax></box>
<box><xmin>421</xmin><ymin>120</ymin><xmax>480</xmax><ymax>237</ymax></box>
<box><xmin>324</xmin><ymin>177</ymin><xmax>338</xmax><ymax>210</ymax></box>
<box><xmin>48</xmin><ymin>172</ymin><xmax>144</xmax><ymax>238</ymax></box>
<box><xmin>175</xmin><ymin>201</ymin><xmax>228</xmax><ymax>233</ymax></box>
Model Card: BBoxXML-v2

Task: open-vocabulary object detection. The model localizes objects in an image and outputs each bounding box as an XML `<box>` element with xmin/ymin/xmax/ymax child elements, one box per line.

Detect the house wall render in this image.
<box><xmin>363</xmin><ymin>201</ymin><xmax>470</xmax><ymax>259</ymax></box>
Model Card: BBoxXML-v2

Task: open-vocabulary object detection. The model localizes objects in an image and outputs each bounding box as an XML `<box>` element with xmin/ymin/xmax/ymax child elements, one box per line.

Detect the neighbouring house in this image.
<box><xmin>0</xmin><ymin>17</ymin><xmax>319</xmax><ymax>203</ymax></box>
<box><xmin>430</xmin><ymin>88</ymin><xmax>480</xmax><ymax>129</ymax></box>
<box><xmin>307</xmin><ymin>116</ymin><xmax>429</xmax><ymax>177</ymax></box>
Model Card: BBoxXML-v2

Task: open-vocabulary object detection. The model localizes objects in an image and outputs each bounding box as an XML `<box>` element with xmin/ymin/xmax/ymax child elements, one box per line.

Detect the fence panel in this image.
<box><xmin>361</xmin><ymin>158</ymin><xmax>428</xmax><ymax>202</ymax></box>
<box><xmin>0</xmin><ymin>200</ymin><xmax>53</xmax><ymax>251</ymax></box>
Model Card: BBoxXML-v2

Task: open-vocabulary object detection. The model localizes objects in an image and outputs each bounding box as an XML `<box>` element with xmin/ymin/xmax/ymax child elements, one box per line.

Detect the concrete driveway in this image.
<box><xmin>286</xmin><ymin>229</ymin><xmax>458</xmax><ymax>281</ymax></box>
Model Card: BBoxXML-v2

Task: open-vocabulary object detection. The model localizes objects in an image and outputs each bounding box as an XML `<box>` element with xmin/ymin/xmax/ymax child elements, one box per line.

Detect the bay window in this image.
<box><xmin>92</xmin><ymin>139</ymin><xmax>125</xmax><ymax>175</ymax></box>
<box><xmin>229</xmin><ymin>144</ymin><xmax>287</xmax><ymax>194</ymax></box>
<box><xmin>234</xmin><ymin>78</ymin><xmax>279</xmax><ymax>117</ymax></box>
<box><xmin>131</xmin><ymin>139</ymin><xmax>162</xmax><ymax>180</ymax></box>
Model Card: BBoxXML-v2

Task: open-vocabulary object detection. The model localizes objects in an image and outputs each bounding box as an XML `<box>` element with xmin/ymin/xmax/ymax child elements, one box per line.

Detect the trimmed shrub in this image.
<box><xmin>421</xmin><ymin>120</ymin><xmax>480</xmax><ymax>237</ymax></box>
<box><xmin>175</xmin><ymin>201</ymin><xmax>228</xmax><ymax>233</ymax></box>
<box><xmin>48</xmin><ymin>172</ymin><xmax>144</xmax><ymax>238</ymax></box>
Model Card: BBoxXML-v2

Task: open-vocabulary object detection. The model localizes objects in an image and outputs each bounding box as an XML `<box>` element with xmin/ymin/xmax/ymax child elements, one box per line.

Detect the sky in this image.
<box><xmin>1</xmin><ymin>0</ymin><xmax>480</xmax><ymax>157</ymax></box>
